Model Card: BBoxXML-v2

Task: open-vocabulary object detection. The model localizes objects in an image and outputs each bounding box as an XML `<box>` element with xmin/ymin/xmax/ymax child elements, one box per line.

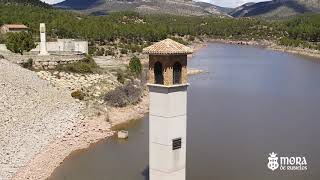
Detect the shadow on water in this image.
<box><xmin>142</xmin><ymin>166</ymin><xmax>149</xmax><ymax>180</ymax></box>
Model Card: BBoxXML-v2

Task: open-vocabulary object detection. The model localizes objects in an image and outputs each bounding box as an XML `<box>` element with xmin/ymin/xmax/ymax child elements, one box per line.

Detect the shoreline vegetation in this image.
<box><xmin>208</xmin><ymin>39</ymin><xmax>320</xmax><ymax>59</ymax></box>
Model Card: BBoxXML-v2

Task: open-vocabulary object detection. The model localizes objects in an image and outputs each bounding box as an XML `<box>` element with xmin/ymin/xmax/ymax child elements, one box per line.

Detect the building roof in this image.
<box><xmin>143</xmin><ymin>38</ymin><xmax>193</xmax><ymax>55</ymax></box>
<box><xmin>1</xmin><ymin>24</ymin><xmax>28</xmax><ymax>29</ymax></box>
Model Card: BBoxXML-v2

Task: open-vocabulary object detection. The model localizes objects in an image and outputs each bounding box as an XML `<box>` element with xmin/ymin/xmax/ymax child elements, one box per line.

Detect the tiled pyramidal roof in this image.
<box><xmin>143</xmin><ymin>38</ymin><xmax>193</xmax><ymax>55</ymax></box>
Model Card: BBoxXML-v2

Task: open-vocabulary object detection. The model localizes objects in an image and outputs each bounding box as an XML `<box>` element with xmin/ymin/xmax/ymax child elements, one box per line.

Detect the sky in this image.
<box><xmin>41</xmin><ymin>0</ymin><xmax>267</xmax><ymax>8</ymax></box>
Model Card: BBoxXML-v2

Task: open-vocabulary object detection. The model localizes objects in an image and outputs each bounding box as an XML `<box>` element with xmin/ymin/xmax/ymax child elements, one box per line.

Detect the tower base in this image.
<box><xmin>150</xmin><ymin>168</ymin><xmax>185</xmax><ymax>180</ymax></box>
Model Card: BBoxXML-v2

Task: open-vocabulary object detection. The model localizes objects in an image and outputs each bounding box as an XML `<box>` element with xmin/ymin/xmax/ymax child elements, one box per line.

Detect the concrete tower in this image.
<box><xmin>39</xmin><ymin>23</ymin><xmax>49</xmax><ymax>56</ymax></box>
<box><xmin>143</xmin><ymin>39</ymin><xmax>193</xmax><ymax>180</ymax></box>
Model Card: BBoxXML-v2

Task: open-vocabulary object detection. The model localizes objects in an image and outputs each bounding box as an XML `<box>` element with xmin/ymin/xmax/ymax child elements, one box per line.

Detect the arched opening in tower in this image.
<box><xmin>154</xmin><ymin>61</ymin><xmax>164</xmax><ymax>85</ymax></box>
<box><xmin>173</xmin><ymin>62</ymin><xmax>182</xmax><ymax>84</ymax></box>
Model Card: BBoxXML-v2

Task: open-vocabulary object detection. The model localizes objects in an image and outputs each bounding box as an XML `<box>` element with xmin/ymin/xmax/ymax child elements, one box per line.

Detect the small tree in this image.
<box><xmin>129</xmin><ymin>56</ymin><xmax>142</xmax><ymax>76</ymax></box>
<box><xmin>0</xmin><ymin>34</ymin><xmax>5</xmax><ymax>44</ymax></box>
<box><xmin>5</xmin><ymin>32</ymin><xmax>35</xmax><ymax>55</ymax></box>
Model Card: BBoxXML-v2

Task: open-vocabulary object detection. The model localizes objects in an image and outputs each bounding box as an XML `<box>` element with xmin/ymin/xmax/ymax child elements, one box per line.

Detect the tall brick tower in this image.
<box><xmin>143</xmin><ymin>39</ymin><xmax>193</xmax><ymax>180</ymax></box>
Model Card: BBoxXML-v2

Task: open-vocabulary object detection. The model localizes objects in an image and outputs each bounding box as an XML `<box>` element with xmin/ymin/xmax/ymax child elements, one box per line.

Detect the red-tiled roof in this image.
<box><xmin>2</xmin><ymin>24</ymin><xmax>28</xmax><ymax>29</ymax></box>
<box><xmin>143</xmin><ymin>38</ymin><xmax>193</xmax><ymax>55</ymax></box>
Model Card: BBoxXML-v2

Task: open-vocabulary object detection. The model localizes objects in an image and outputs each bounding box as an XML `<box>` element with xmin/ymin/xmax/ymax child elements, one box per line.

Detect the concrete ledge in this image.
<box><xmin>147</xmin><ymin>83</ymin><xmax>189</xmax><ymax>88</ymax></box>
<box><xmin>148</xmin><ymin>83</ymin><xmax>189</xmax><ymax>93</ymax></box>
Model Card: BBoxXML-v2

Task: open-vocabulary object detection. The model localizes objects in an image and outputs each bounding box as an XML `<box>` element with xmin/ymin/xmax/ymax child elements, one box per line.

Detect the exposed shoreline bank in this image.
<box><xmin>13</xmin><ymin>93</ymin><xmax>149</xmax><ymax>180</ymax></box>
<box><xmin>206</xmin><ymin>38</ymin><xmax>320</xmax><ymax>59</ymax></box>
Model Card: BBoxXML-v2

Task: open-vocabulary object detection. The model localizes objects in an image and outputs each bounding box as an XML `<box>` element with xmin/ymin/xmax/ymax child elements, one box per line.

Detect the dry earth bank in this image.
<box><xmin>0</xmin><ymin>59</ymin><xmax>83</xmax><ymax>180</ymax></box>
<box><xmin>208</xmin><ymin>38</ymin><xmax>320</xmax><ymax>59</ymax></box>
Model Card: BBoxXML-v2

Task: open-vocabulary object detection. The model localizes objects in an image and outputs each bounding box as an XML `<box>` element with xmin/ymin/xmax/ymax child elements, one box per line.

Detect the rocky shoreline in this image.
<box><xmin>268</xmin><ymin>44</ymin><xmax>320</xmax><ymax>59</ymax></box>
<box><xmin>7</xmin><ymin>68</ymin><xmax>149</xmax><ymax>180</ymax></box>
<box><xmin>206</xmin><ymin>38</ymin><xmax>320</xmax><ymax>59</ymax></box>
<box><xmin>12</xmin><ymin>95</ymin><xmax>149</xmax><ymax>180</ymax></box>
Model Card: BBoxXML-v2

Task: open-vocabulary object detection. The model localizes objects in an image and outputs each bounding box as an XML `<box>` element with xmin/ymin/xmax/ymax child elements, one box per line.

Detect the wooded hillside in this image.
<box><xmin>0</xmin><ymin>4</ymin><xmax>319</xmax><ymax>50</ymax></box>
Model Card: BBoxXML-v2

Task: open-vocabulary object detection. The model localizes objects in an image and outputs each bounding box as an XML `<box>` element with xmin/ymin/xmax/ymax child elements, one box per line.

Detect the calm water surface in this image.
<box><xmin>49</xmin><ymin>43</ymin><xmax>320</xmax><ymax>180</ymax></box>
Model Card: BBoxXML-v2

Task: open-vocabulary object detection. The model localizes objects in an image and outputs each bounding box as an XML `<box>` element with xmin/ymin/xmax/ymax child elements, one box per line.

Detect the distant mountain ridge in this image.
<box><xmin>54</xmin><ymin>0</ymin><xmax>230</xmax><ymax>16</ymax></box>
<box><xmin>54</xmin><ymin>0</ymin><xmax>103</xmax><ymax>10</ymax></box>
<box><xmin>229</xmin><ymin>0</ymin><xmax>320</xmax><ymax>18</ymax></box>
<box><xmin>0</xmin><ymin>0</ymin><xmax>51</xmax><ymax>8</ymax></box>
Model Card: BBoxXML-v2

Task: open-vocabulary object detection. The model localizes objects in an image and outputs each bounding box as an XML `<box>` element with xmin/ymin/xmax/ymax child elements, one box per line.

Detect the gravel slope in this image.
<box><xmin>0</xmin><ymin>59</ymin><xmax>82</xmax><ymax>180</ymax></box>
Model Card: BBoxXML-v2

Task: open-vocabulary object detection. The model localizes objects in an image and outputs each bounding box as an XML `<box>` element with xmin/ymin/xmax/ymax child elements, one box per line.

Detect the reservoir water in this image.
<box><xmin>49</xmin><ymin>43</ymin><xmax>320</xmax><ymax>180</ymax></box>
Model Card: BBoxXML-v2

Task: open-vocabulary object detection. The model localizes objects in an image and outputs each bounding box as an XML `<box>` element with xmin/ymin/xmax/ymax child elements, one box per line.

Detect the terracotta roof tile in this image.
<box><xmin>143</xmin><ymin>38</ymin><xmax>193</xmax><ymax>55</ymax></box>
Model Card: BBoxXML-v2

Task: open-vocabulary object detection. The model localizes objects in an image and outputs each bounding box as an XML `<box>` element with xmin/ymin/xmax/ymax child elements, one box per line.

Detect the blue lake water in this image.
<box><xmin>49</xmin><ymin>43</ymin><xmax>320</xmax><ymax>180</ymax></box>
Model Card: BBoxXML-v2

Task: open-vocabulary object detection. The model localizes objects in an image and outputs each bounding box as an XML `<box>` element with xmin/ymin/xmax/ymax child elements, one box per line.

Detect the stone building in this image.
<box><xmin>145</xmin><ymin>39</ymin><xmax>190</xmax><ymax>86</ymax></box>
<box><xmin>47</xmin><ymin>39</ymin><xmax>88</xmax><ymax>54</ymax></box>
<box><xmin>29</xmin><ymin>38</ymin><xmax>88</xmax><ymax>54</ymax></box>
<box><xmin>0</xmin><ymin>24</ymin><xmax>28</xmax><ymax>34</ymax></box>
<box><xmin>143</xmin><ymin>39</ymin><xmax>192</xmax><ymax>180</ymax></box>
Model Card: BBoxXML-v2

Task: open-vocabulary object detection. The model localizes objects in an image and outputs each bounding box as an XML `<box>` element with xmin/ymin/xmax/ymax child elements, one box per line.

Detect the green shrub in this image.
<box><xmin>57</xmin><ymin>55</ymin><xmax>98</xmax><ymax>73</ymax></box>
<box><xmin>96</xmin><ymin>48</ymin><xmax>105</xmax><ymax>56</ymax></box>
<box><xmin>127</xmin><ymin>44</ymin><xmax>142</xmax><ymax>53</ymax></box>
<box><xmin>104</xmin><ymin>83</ymin><xmax>143</xmax><ymax>107</ymax></box>
<box><xmin>63</xmin><ymin>62</ymin><xmax>92</xmax><ymax>73</ymax></box>
<box><xmin>71</xmin><ymin>90</ymin><xmax>85</xmax><ymax>100</ymax></box>
<box><xmin>21</xmin><ymin>58</ymin><xmax>33</xmax><ymax>69</ymax></box>
<box><xmin>170</xmin><ymin>37</ymin><xmax>189</xmax><ymax>45</ymax></box>
<box><xmin>88</xmin><ymin>46</ymin><xmax>97</xmax><ymax>55</ymax></box>
<box><xmin>116</xmin><ymin>71</ymin><xmax>125</xmax><ymax>84</ymax></box>
<box><xmin>5</xmin><ymin>32</ymin><xmax>35</xmax><ymax>55</ymax></box>
<box><xmin>0</xmin><ymin>34</ymin><xmax>5</xmax><ymax>44</ymax></box>
<box><xmin>120</xmin><ymin>48</ymin><xmax>128</xmax><ymax>54</ymax></box>
<box><xmin>105</xmin><ymin>48</ymin><xmax>115</xmax><ymax>56</ymax></box>
<box><xmin>129</xmin><ymin>56</ymin><xmax>142</xmax><ymax>76</ymax></box>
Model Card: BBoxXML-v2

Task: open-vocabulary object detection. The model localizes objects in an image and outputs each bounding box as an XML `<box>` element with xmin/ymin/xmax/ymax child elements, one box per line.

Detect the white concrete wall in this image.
<box><xmin>0</xmin><ymin>39</ymin><xmax>88</xmax><ymax>54</ymax></box>
<box><xmin>50</xmin><ymin>39</ymin><xmax>88</xmax><ymax>53</ymax></box>
<box><xmin>46</xmin><ymin>42</ymin><xmax>63</xmax><ymax>52</ymax></box>
<box><xmin>74</xmin><ymin>41</ymin><xmax>88</xmax><ymax>54</ymax></box>
<box><xmin>149</xmin><ymin>85</ymin><xmax>188</xmax><ymax>180</ymax></box>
